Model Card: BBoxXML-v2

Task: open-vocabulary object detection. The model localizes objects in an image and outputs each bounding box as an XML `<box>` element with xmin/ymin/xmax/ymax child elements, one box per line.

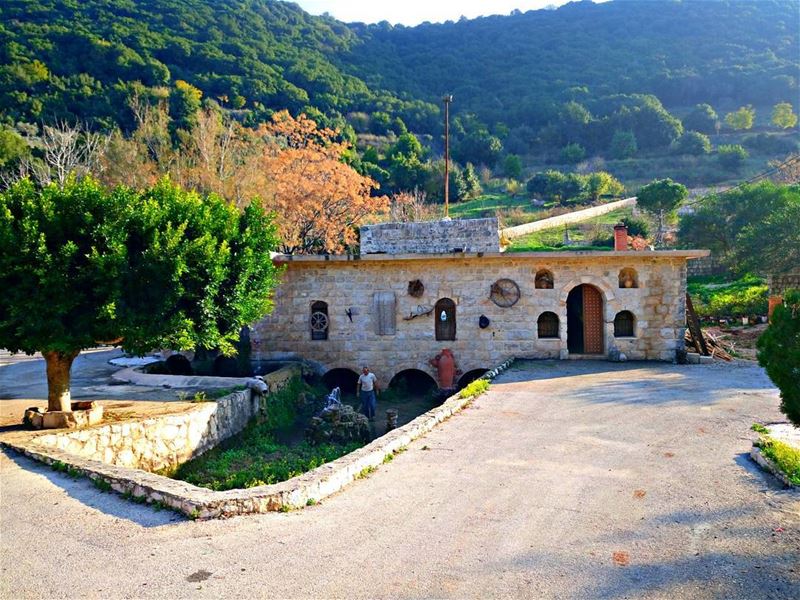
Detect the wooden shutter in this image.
<box><xmin>373</xmin><ymin>292</ymin><xmax>396</xmax><ymax>335</ymax></box>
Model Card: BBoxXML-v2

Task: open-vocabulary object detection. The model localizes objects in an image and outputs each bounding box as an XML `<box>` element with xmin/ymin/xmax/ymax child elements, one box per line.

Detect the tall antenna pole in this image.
<box><xmin>443</xmin><ymin>94</ymin><xmax>453</xmax><ymax>218</ymax></box>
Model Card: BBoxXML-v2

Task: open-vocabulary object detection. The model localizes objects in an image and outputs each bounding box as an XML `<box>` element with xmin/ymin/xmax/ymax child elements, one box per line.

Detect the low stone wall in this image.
<box><xmin>3</xmin><ymin>360</ymin><xmax>515</xmax><ymax>519</ymax></box>
<box><xmin>28</xmin><ymin>365</ymin><xmax>299</xmax><ymax>473</ymax></box>
<box><xmin>360</xmin><ymin>218</ymin><xmax>500</xmax><ymax>254</ymax></box>
<box><xmin>768</xmin><ymin>269</ymin><xmax>800</xmax><ymax>296</ymax></box>
<box><xmin>501</xmin><ymin>197</ymin><xmax>637</xmax><ymax>239</ymax></box>
<box><xmin>687</xmin><ymin>255</ymin><xmax>728</xmax><ymax>278</ymax></box>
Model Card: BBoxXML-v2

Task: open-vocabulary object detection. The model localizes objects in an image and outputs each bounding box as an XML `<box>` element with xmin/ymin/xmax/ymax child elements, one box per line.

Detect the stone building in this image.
<box><xmin>251</xmin><ymin>218</ymin><xmax>708</xmax><ymax>389</ymax></box>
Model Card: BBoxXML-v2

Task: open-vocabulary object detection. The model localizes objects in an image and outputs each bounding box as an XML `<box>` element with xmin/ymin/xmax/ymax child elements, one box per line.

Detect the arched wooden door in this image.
<box><xmin>567</xmin><ymin>285</ymin><xmax>604</xmax><ymax>354</ymax></box>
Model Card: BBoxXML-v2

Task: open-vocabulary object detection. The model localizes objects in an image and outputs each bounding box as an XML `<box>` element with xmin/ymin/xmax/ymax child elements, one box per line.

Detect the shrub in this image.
<box><xmin>620</xmin><ymin>216</ymin><xmax>650</xmax><ymax>238</ymax></box>
<box><xmin>717</xmin><ymin>144</ymin><xmax>749</xmax><ymax>171</ymax></box>
<box><xmin>560</xmin><ymin>143</ymin><xmax>586</xmax><ymax>164</ymax></box>
<box><xmin>673</xmin><ymin>131</ymin><xmax>711</xmax><ymax>155</ymax></box>
<box><xmin>757</xmin><ymin>289</ymin><xmax>800</xmax><ymax>426</ymax></box>
<box><xmin>687</xmin><ymin>274</ymin><xmax>768</xmax><ymax>318</ymax></box>
<box><xmin>758</xmin><ymin>436</ymin><xmax>800</xmax><ymax>485</ymax></box>
<box><xmin>460</xmin><ymin>378</ymin><xmax>489</xmax><ymax>398</ymax></box>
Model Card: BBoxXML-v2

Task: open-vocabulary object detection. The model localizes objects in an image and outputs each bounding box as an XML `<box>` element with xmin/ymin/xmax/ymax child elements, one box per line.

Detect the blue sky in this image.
<box><xmin>294</xmin><ymin>0</ymin><xmax>577</xmax><ymax>26</ymax></box>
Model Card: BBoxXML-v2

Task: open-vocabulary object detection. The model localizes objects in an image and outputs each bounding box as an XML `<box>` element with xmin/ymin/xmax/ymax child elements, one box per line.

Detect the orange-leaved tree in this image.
<box><xmin>260</xmin><ymin>111</ymin><xmax>387</xmax><ymax>254</ymax></box>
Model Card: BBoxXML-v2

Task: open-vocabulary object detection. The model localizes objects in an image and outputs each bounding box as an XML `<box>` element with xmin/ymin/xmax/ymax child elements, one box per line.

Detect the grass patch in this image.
<box><xmin>506</xmin><ymin>206</ymin><xmax>632</xmax><ymax>252</ymax></box>
<box><xmin>356</xmin><ymin>465</ymin><xmax>377</xmax><ymax>479</ymax></box>
<box><xmin>757</xmin><ymin>436</ymin><xmax>800</xmax><ymax>485</ymax></box>
<box><xmin>687</xmin><ymin>273</ymin><xmax>768</xmax><ymax>319</ymax></box>
<box><xmin>168</xmin><ymin>377</ymin><xmax>363</xmax><ymax>491</ymax></box>
<box><xmin>460</xmin><ymin>378</ymin><xmax>490</xmax><ymax>399</ymax></box>
<box><xmin>751</xmin><ymin>423</ymin><xmax>769</xmax><ymax>434</ymax></box>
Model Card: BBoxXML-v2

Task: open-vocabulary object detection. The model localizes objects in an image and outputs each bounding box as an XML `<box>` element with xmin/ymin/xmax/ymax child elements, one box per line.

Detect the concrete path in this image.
<box><xmin>2</xmin><ymin>360</ymin><xmax>798</xmax><ymax>598</ymax></box>
<box><xmin>0</xmin><ymin>349</ymin><xmax>191</xmax><ymax>427</ymax></box>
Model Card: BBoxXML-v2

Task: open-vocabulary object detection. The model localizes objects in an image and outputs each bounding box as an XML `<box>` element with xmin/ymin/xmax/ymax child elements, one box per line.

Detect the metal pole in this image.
<box><xmin>443</xmin><ymin>94</ymin><xmax>452</xmax><ymax>218</ymax></box>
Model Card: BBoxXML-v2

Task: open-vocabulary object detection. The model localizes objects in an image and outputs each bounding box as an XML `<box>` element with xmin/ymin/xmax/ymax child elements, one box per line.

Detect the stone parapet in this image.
<box><xmin>360</xmin><ymin>218</ymin><xmax>500</xmax><ymax>254</ymax></box>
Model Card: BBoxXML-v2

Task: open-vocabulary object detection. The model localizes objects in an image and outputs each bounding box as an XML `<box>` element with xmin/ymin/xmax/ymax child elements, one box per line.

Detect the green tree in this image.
<box><xmin>724</xmin><ymin>105</ymin><xmax>755</xmax><ymax>130</ymax></box>
<box><xmin>636</xmin><ymin>178</ymin><xmax>687</xmax><ymax>245</ymax></box>
<box><xmin>771</xmin><ymin>102</ymin><xmax>798</xmax><ymax>129</ymax></box>
<box><xmin>757</xmin><ymin>289</ymin><xmax>800</xmax><ymax>426</ymax></box>
<box><xmin>169</xmin><ymin>80</ymin><xmax>203</xmax><ymax>131</ymax></box>
<box><xmin>0</xmin><ymin>127</ymin><xmax>29</xmax><ymax>168</ymax></box>
<box><xmin>0</xmin><ymin>177</ymin><xmax>280</xmax><ymax>415</ymax></box>
<box><xmin>683</xmin><ymin>103</ymin><xmax>719</xmax><ymax>134</ymax></box>
<box><xmin>585</xmin><ymin>171</ymin><xmax>624</xmax><ymax>202</ymax></box>
<box><xmin>560</xmin><ymin>143</ymin><xmax>586</xmax><ymax>163</ymax></box>
<box><xmin>717</xmin><ymin>144</ymin><xmax>749</xmax><ymax>171</ymax></box>
<box><xmin>503</xmin><ymin>154</ymin><xmax>522</xmax><ymax>179</ymax></box>
<box><xmin>462</xmin><ymin>162</ymin><xmax>482</xmax><ymax>199</ymax></box>
<box><xmin>609</xmin><ymin>130</ymin><xmax>637</xmax><ymax>159</ymax></box>
<box><xmin>679</xmin><ymin>182</ymin><xmax>799</xmax><ymax>273</ymax></box>
<box><xmin>673</xmin><ymin>131</ymin><xmax>711</xmax><ymax>156</ymax></box>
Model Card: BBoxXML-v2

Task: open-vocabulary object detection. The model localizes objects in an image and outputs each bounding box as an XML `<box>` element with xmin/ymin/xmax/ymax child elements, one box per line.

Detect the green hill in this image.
<box><xmin>0</xmin><ymin>0</ymin><xmax>797</xmax><ymax>188</ymax></box>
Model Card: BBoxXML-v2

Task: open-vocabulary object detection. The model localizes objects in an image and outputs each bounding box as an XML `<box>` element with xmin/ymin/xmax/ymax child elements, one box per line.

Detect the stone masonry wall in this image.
<box><xmin>251</xmin><ymin>254</ymin><xmax>689</xmax><ymax>386</ymax></box>
<box><xmin>360</xmin><ymin>218</ymin><xmax>500</xmax><ymax>254</ymax></box>
<box><xmin>768</xmin><ymin>269</ymin><xmax>800</xmax><ymax>296</ymax></box>
<box><xmin>687</xmin><ymin>255</ymin><xmax>728</xmax><ymax>278</ymax></box>
<box><xmin>31</xmin><ymin>365</ymin><xmax>300</xmax><ymax>472</ymax></box>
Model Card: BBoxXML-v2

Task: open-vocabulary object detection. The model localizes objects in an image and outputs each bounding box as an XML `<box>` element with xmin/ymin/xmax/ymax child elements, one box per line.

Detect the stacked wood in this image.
<box><xmin>684</xmin><ymin>330</ymin><xmax>734</xmax><ymax>361</ymax></box>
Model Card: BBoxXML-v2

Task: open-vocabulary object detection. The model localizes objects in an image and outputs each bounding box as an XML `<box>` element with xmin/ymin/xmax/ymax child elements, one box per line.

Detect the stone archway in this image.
<box><xmin>566</xmin><ymin>284</ymin><xmax>604</xmax><ymax>354</ymax></box>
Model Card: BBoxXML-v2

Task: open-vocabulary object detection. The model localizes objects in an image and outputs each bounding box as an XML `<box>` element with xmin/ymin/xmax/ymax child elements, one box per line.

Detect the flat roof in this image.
<box><xmin>272</xmin><ymin>249</ymin><xmax>710</xmax><ymax>263</ymax></box>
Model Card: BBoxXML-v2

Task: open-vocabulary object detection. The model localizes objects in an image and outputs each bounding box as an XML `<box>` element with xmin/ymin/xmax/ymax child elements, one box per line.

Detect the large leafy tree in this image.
<box><xmin>636</xmin><ymin>179</ymin><xmax>687</xmax><ymax>245</ymax></box>
<box><xmin>757</xmin><ymin>289</ymin><xmax>800</xmax><ymax>426</ymax></box>
<box><xmin>679</xmin><ymin>182</ymin><xmax>800</xmax><ymax>274</ymax></box>
<box><xmin>0</xmin><ymin>177</ymin><xmax>280</xmax><ymax>413</ymax></box>
<box><xmin>260</xmin><ymin>111</ymin><xmax>387</xmax><ymax>254</ymax></box>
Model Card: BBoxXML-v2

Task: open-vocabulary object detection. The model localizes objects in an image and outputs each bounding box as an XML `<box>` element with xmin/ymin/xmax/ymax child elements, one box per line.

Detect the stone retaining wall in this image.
<box><xmin>768</xmin><ymin>269</ymin><xmax>800</xmax><ymax>296</ymax></box>
<box><xmin>501</xmin><ymin>197</ymin><xmax>637</xmax><ymax>239</ymax></box>
<box><xmin>687</xmin><ymin>255</ymin><xmax>728</xmax><ymax>278</ymax></box>
<box><xmin>3</xmin><ymin>360</ymin><xmax>515</xmax><ymax>519</ymax></box>
<box><xmin>29</xmin><ymin>365</ymin><xmax>299</xmax><ymax>473</ymax></box>
<box><xmin>360</xmin><ymin>218</ymin><xmax>499</xmax><ymax>254</ymax></box>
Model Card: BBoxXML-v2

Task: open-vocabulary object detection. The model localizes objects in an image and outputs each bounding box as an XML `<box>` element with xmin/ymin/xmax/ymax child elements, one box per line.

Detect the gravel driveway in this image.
<box><xmin>1</xmin><ymin>360</ymin><xmax>798</xmax><ymax>599</ymax></box>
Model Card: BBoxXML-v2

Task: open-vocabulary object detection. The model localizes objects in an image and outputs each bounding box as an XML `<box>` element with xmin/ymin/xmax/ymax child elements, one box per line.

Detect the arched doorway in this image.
<box><xmin>457</xmin><ymin>369</ymin><xmax>489</xmax><ymax>389</ymax></box>
<box><xmin>566</xmin><ymin>284</ymin><xmax>604</xmax><ymax>354</ymax></box>
<box><xmin>322</xmin><ymin>368</ymin><xmax>359</xmax><ymax>394</ymax></box>
<box><xmin>389</xmin><ymin>369</ymin><xmax>438</xmax><ymax>395</ymax></box>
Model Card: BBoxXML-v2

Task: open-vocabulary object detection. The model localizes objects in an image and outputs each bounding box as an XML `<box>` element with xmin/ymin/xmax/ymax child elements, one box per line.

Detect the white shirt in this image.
<box><xmin>358</xmin><ymin>372</ymin><xmax>377</xmax><ymax>392</ymax></box>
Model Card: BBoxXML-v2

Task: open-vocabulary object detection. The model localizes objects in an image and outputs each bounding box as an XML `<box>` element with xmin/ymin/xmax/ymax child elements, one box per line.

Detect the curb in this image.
<box><xmin>750</xmin><ymin>445</ymin><xmax>798</xmax><ymax>488</ymax></box>
<box><xmin>3</xmin><ymin>358</ymin><xmax>515</xmax><ymax>519</ymax></box>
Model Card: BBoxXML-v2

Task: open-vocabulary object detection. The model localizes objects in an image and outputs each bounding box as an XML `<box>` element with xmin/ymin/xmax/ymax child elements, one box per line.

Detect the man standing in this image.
<box><xmin>357</xmin><ymin>366</ymin><xmax>379</xmax><ymax>421</ymax></box>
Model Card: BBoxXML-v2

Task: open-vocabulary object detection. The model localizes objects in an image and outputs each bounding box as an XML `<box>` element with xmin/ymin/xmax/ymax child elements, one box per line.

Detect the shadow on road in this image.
<box><xmin>2</xmin><ymin>448</ymin><xmax>186</xmax><ymax>528</ymax></box>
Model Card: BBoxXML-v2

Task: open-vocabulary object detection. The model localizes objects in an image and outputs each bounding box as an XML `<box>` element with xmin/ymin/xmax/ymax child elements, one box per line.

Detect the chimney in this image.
<box><xmin>613</xmin><ymin>222</ymin><xmax>628</xmax><ymax>251</ymax></box>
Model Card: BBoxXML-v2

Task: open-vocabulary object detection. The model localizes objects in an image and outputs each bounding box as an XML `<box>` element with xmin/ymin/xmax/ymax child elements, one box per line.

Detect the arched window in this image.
<box><xmin>535</xmin><ymin>269</ymin><xmax>554</xmax><ymax>289</ymax></box>
<box><xmin>435</xmin><ymin>298</ymin><xmax>456</xmax><ymax>341</ymax></box>
<box><xmin>614</xmin><ymin>311</ymin><xmax>635</xmax><ymax>337</ymax></box>
<box><xmin>537</xmin><ymin>311</ymin><xmax>560</xmax><ymax>338</ymax></box>
<box><xmin>310</xmin><ymin>301</ymin><xmax>329</xmax><ymax>340</ymax></box>
<box><xmin>619</xmin><ymin>268</ymin><xmax>638</xmax><ymax>289</ymax></box>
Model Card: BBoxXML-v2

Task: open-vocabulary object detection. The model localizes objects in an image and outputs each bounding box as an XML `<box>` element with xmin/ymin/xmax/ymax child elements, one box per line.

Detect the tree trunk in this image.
<box><xmin>43</xmin><ymin>350</ymin><xmax>79</xmax><ymax>412</ymax></box>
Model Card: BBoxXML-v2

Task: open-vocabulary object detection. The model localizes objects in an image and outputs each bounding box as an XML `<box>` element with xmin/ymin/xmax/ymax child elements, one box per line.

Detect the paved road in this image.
<box><xmin>1</xmin><ymin>360</ymin><xmax>798</xmax><ymax>599</ymax></box>
<box><xmin>0</xmin><ymin>349</ymin><xmax>189</xmax><ymax>427</ymax></box>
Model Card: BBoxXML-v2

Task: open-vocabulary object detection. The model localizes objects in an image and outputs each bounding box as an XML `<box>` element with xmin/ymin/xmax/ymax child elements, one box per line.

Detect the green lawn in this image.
<box><xmin>448</xmin><ymin>192</ymin><xmax>545</xmax><ymax>226</ymax></box>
